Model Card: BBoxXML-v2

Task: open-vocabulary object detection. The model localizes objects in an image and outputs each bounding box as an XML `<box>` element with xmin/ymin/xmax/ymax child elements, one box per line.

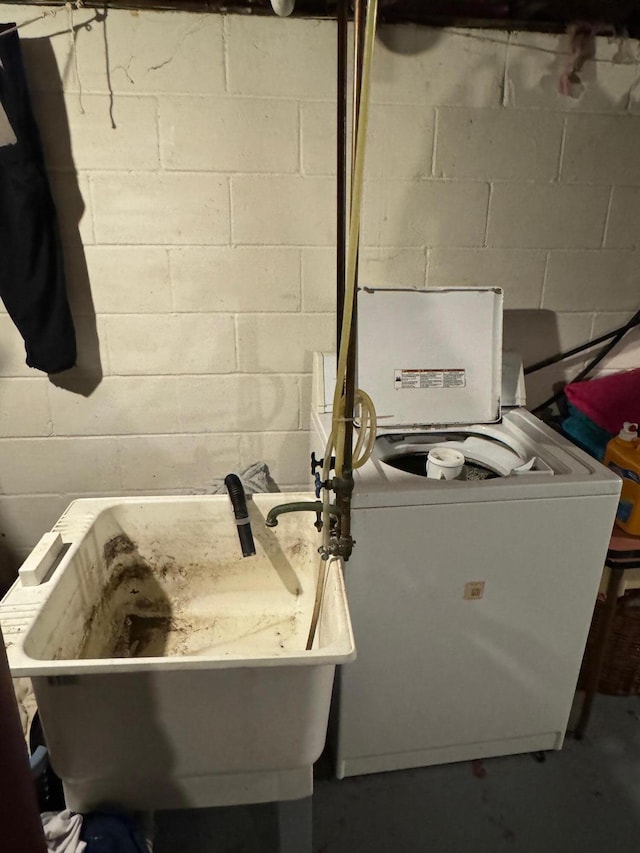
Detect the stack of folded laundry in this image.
<box><xmin>562</xmin><ymin>368</ymin><xmax>640</xmax><ymax>460</ymax></box>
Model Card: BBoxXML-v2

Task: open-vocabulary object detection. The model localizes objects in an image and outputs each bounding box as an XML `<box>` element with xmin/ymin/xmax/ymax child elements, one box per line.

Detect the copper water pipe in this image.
<box><xmin>0</xmin><ymin>624</ymin><xmax>47</xmax><ymax>852</ymax></box>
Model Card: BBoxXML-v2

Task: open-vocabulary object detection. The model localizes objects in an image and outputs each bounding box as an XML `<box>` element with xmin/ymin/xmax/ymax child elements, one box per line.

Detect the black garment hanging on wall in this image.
<box><xmin>0</xmin><ymin>25</ymin><xmax>76</xmax><ymax>374</ymax></box>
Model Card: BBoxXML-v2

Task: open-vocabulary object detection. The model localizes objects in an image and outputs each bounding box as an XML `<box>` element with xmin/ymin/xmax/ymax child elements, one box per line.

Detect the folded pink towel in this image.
<box><xmin>565</xmin><ymin>369</ymin><xmax>640</xmax><ymax>435</ymax></box>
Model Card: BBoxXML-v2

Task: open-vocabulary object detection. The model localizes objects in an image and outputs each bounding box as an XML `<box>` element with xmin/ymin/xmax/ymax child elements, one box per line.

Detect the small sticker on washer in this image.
<box><xmin>464</xmin><ymin>581</ymin><xmax>486</xmax><ymax>600</ymax></box>
<box><xmin>394</xmin><ymin>369</ymin><xmax>466</xmax><ymax>389</ymax></box>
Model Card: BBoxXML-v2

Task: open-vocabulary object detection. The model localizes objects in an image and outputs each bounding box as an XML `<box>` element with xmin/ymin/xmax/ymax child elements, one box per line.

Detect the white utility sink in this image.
<box><xmin>0</xmin><ymin>494</ymin><xmax>354</xmax><ymax>811</ymax></box>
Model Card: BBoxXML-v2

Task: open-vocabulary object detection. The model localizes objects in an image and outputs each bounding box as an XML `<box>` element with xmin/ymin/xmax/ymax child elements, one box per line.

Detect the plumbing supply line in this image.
<box><xmin>330</xmin><ymin>0</ymin><xmax>379</xmax><ymax>479</ymax></box>
<box><xmin>335</xmin><ymin>0</ymin><xmax>365</xmax><ymax>554</ymax></box>
<box><xmin>343</xmin><ymin>0</ymin><xmax>366</xmax><ymax>474</ymax></box>
<box><xmin>322</xmin><ymin>0</ymin><xmax>379</xmax><ymax>556</ymax></box>
<box><xmin>305</xmin><ymin>557</ymin><xmax>337</xmax><ymax>651</ymax></box>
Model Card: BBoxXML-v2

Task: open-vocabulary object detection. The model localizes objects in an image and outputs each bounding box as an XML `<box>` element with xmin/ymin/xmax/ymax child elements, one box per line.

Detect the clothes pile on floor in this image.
<box><xmin>41</xmin><ymin>811</ymin><xmax>152</xmax><ymax>853</ymax></box>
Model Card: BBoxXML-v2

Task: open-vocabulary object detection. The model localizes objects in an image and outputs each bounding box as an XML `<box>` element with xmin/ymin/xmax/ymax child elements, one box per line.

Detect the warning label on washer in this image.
<box><xmin>394</xmin><ymin>369</ymin><xmax>466</xmax><ymax>389</ymax></box>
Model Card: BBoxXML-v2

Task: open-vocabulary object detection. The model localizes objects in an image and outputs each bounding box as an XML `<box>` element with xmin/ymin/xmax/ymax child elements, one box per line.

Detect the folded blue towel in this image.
<box><xmin>562</xmin><ymin>404</ymin><xmax>614</xmax><ymax>461</ymax></box>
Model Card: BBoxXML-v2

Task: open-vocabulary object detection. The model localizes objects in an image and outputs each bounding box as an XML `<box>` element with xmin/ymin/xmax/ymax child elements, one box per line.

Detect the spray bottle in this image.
<box><xmin>604</xmin><ymin>422</ymin><xmax>640</xmax><ymax>535</ymax></box>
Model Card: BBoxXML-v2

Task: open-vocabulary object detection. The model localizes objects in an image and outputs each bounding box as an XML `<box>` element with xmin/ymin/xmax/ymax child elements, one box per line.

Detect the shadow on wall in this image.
<box><xmin>21</xmin><ymin>27</ymin><xmax>103</xmax><ymax>397</ymax></box>
<box><xmin>504</xmin><ymin>309</ymin><xmax>588</xmax><ymax>410</ymax></box>
<box><xmin>377</xmin><ymin>23</ymin><xmax>444</xmax><ymax>56</ymax></box>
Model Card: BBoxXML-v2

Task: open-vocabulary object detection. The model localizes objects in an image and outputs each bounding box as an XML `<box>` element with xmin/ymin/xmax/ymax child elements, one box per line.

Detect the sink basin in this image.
<box><xmin>0</xmin><ymin>494</ymin><xmax>354</xmax><ymax>811</ymax></box>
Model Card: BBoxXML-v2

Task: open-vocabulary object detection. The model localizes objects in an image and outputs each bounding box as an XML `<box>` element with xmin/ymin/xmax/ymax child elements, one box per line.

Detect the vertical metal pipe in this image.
<box><xmin>335</xmin><ymin>0</ymin><xmax>367</xmax><ymax>559</ymax></box>
<box><xmin>0</xmin><ymin>625</ymin><xmax>47</xmax><ymax>852</ymax></box>
<box><xmin>336</xmin><ymin>0</ymin><xmax>348</xmax><ymax>343</ymax></box>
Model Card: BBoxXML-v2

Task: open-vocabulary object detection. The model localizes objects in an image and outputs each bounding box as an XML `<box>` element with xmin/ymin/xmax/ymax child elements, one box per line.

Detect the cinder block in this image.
<box><xmin>301</xmin><ymin>248</ymin><xmax>335</xmax><ymax>313</ymax></box>
<box><xmin>226</xmin><ymin>16</ymin><xmax>335</xmax><ymax>99</ymax></box>
<box><xmin>75</xmin><ymin>10</ymin><xmax>225</xmax><ymax>95</ymax></box>
<box><xmin>48</xmin><ymin>376</ymin><xmax>180</xmax><ymax>435</ymax></box>
<box><xmin>48</xmin><ymin>172</ymin><xmax>94</xmax><ymax>246</ymax></box>
<box><xmin>236</xmin><ymin>314</ymin><xmax>335</xmax><ymax>373</ymax></box>
<box><xmin>372</xmin><ymin>25</ymin><xmax>507</xmax><ymax>107</ymax></box>
<box><xmin>31</xmin><ymin>93</ymin><xmax>159</xmax><ymax>171</ymax></box>
<box><xmin>178</xmin><ymin>375</ymin><xmax>301</xmax><ymax>433</ymax></box>
<box><xmin>232</xmin><ymin>176</ymin><xmax>335</xmax><ymax>246</ymax></box>
<box><xmin>362</xmin><ymin>180</ymin><xmax>489</xmax><ymax>247</ymax></box>
<box><xmin>0</xmin><ymin>437</ymin><xmax>121</xmax><ymax>495</ymax></box>
<box><xmin>117</xmin><ymin>433</ymin><xmax>240</xmax><ymax>490</ymax></box>
<box><xmin>160</xmin><ymin>96</ymin><xmax>298</xmax><ymax>172</ymax></box>
<box><xmin>0</xmin><ymin>379</ymin><xmax>51</xmax><ymax>437</ymax></box>
<box><xmin>427</xmin><ymin>248</ymin><xmax>546</xmax><ymax>308</ymax></box>
<box><xmin>105</xmin><ymin>314</ymin><xmax>236</xmax><ymax>375</ymax></box>
<box><xmin>170</xmin><ymin>247</ymin><xmax>300</xmax><ymax>312</ymax></box>
<box><xmin>239</xmin><ymin>431</ymin><xmax>312</xmax><ymax>489</ymax></box>
<box><xmin>543</xmin><ymin>250</ymin><xmax>640</xmax><ymax>312</ymax></box>
<box><xmin>91</xmin><ymin>173</ymin><xmax>230</xmax><ymax>245</ymax></box>
<box><xmin>562</xmin><ymin>115</ymin><xmax>640</xmax><ymax>184</ymax></box>
<box><xmin>66</xmin><ymin>246</ymin><xmax>172</xmax><ymax>314</ymax></box>
<box><xmin>605</xmin><ymin>188</ymin><xmax>640</xmax><ymax>249</ymax></box>
<box><xmin>487</xmin><ymin>184</ymin><xmax>609</xmax><ymax>248</ymax></box>
<box><xmin>302</xmin><ymin>247</ymin><xmax>427</xmax><ymax>312</ymax></box>
<box><xmin>0</xmin><ymin>495</ymin><xmax>69</xmax><ymax>552</ymax></box>
<box><xmin>359</xmin><ymin>247</ymin><xmax>427</xmax><ymax>288</ymax></box>
<box><xmin>435</xmin><ymin>108</ymin><xmax>563</xmax><ymax>180</ymax></box>
<box><xmin>505</xmin><ymin>32</ymin><xmax>638</xmax><ymax>112</ymax></box>
<box><xmin>301</xmin><ymin>101</ymin><xmax>434</xmax><ymax>178</ymax></box>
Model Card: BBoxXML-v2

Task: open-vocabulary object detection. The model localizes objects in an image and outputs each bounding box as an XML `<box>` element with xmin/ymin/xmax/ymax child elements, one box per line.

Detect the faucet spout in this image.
<box><xmin>224</xmin><ymin>474</ymin><xmax>256</xmax><ymax>557</ymax></box>
<box><xmin>265</xmin><ymin>500</ymin><xmax>341</xmax><ymax>530</ymax></box>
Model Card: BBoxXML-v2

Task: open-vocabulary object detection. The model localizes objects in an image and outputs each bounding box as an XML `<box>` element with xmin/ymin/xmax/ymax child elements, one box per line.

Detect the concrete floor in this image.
<box><xmin>154</xmin><ymin>694</ymin><xmax>640</xmax><ymax>853</ymax></box>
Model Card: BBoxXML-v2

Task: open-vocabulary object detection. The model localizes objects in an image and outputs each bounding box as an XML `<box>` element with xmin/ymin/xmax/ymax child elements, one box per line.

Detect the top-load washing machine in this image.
<box><xmin>311</xmin><ymin>287</ymin><xmax>621</xmax><ymax>779</ymax></box>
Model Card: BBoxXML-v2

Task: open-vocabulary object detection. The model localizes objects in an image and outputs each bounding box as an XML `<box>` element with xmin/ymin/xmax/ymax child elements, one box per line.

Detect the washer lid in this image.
<box><xmin>357</xmin><ymin>288</ymin><xmax>503</xmax><ymax>427</ymax></box>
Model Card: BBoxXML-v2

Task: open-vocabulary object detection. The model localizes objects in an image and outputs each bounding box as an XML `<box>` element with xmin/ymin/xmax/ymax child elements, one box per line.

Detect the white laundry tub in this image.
<box><xmin>0</xmin><ymin>494</ymin><xmax>354</xmax><ymax>811</ymax></box>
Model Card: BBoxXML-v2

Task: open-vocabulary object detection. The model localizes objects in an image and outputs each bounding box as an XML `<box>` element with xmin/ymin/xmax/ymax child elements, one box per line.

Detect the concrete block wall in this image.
<box><xmin>0</xmin><ymin>7</ymin><xmax>639</xmax><ymax>582</ymax></box>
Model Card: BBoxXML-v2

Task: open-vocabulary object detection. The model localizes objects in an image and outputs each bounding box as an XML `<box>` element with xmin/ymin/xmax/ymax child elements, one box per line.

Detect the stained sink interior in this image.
<box><xmin>25</xmin><ymin>498</ymin><xmax>323</xmax><ymax>661</ymax></box>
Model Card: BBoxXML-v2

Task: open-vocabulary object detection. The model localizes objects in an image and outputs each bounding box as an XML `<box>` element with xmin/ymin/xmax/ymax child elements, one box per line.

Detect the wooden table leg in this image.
<box><xmin>574</xmin><ymin>566</ymin><xmax>624</xmax><ymax>740</ymax></box>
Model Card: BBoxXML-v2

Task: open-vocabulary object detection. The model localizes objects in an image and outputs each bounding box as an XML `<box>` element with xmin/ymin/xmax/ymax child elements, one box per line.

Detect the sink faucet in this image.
<box><xmin>224</xmin><ymin>474</ymin><xmax>256</xmax><ymax>557</ymax></box>
<box><xmin>265</xmin><ymin>500</ymin><xmax>341</xmax><ymax>531</ymax></box>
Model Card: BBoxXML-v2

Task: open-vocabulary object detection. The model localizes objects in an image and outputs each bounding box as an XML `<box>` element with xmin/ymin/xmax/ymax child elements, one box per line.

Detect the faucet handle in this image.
<box><xmin>310</xmin><ymin>451</ymin><xmax>335</xmax><ymax>475</ymax></box>
<box><xmin>314</xmin><ymin>472</ymin><xmax>331</xmax><ymax>498</ymax></box>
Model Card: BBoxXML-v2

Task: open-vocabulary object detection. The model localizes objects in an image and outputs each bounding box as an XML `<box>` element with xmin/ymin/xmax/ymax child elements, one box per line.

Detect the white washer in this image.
<box><xmin>311</xmin><ymin>288</ymin><xmax>620</xmax><ymax>779</ymax></box>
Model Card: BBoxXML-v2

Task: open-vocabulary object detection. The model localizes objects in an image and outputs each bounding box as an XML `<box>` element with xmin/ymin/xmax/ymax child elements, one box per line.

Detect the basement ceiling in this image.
<box><xmin>105</xmin><ymin>1</ymin><xmax>640</xmax><ymax>36</ymax></box>
<box><xmin>10</xmin><ymin>0</ymin><xmax>640</xmax><ymax>36</ymax></box>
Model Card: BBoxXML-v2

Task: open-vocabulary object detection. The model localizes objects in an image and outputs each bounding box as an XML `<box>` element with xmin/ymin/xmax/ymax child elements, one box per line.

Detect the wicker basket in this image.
<box><xmin>580</xmin><ymin>590</ymin><xmax>640</xmax><ymax>696</ymax></box>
